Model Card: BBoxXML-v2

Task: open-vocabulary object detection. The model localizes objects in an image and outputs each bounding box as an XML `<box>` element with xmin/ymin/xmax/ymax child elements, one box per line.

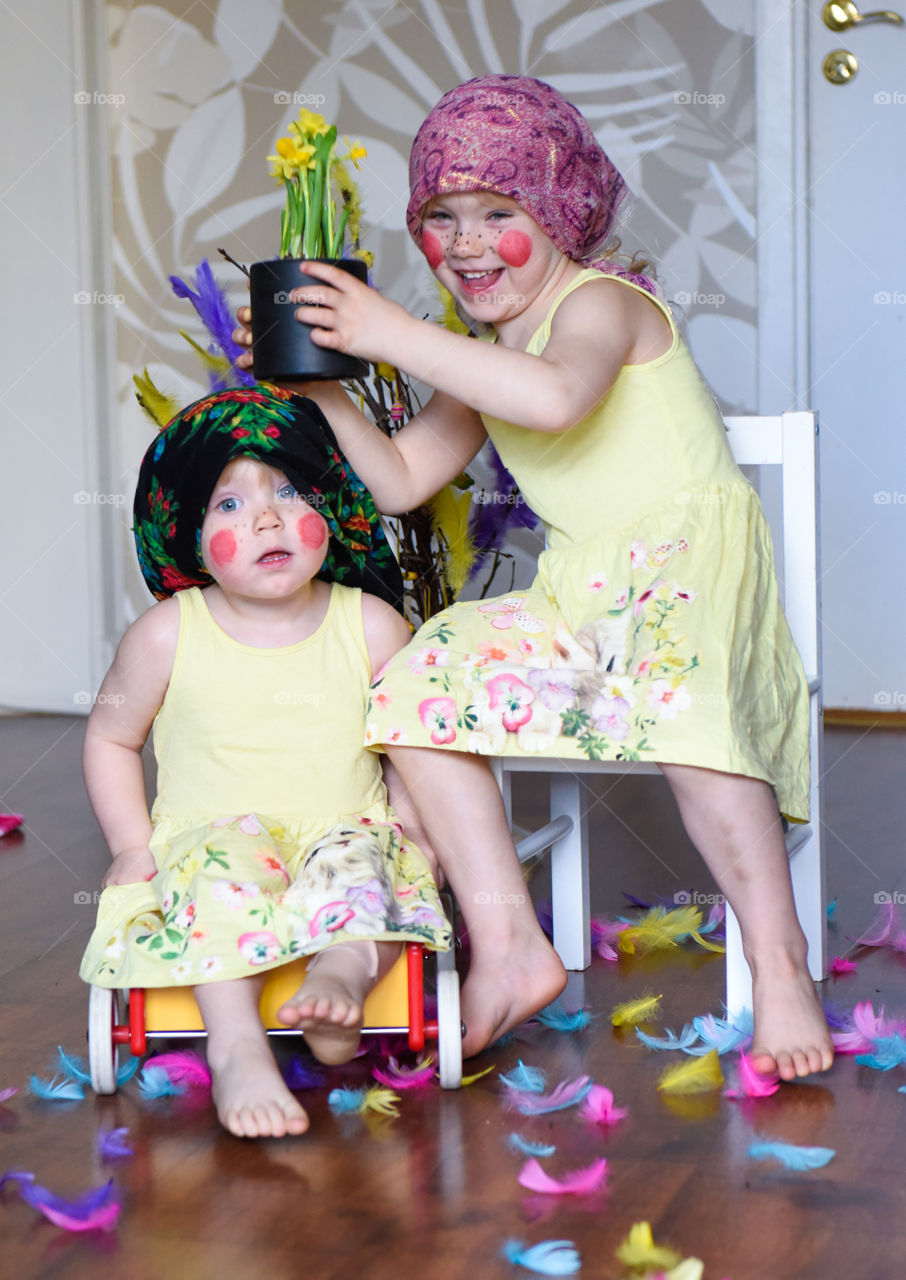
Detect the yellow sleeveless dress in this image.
<box><xmin>365</xmin><ymin>270</ymin><xmax>810</xmax><ymax>819</ymax></box>
<box><xmin>80</xmin><ymin>584</ymin><xmax>450</xmax><ymax>989</ymax></box>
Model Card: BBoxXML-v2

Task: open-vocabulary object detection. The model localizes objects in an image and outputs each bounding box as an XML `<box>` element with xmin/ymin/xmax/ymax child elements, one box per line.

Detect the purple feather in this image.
<box><xmin>466</xmin><ymin>442</ymin><xmax>538</xmax><ymax>580</ymax></box>
<box><xmin>2</xmin><ymin>1171</ymin><xmax>120</xmax><ymax>1232</ymax></box>
<box><xmin>169</xmin><ymin>259</ymin><xmax>254</xmax><ymax>386</ymax></box>
<box><xmin>98</xmin><ymin>1128</ymin><xmax>134</xmax><ymax>1160</ymax></box>
<box><xmin>282</xmin><ymin>1056</ymin><xmax>326</xmax><ymax>1090</ymax></box>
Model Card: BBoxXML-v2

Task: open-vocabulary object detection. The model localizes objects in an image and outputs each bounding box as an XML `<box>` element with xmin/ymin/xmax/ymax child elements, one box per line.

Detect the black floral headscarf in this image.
<box><xmin>133</xmin><ymin>384</ymin><xmax>404</xmax><ymax>610</ymax></box>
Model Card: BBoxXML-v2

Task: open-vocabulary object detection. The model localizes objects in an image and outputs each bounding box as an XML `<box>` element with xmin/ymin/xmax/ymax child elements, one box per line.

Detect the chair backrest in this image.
<box><xmin>723</xmin><ymin>412</ymin><xmax>821</xmax><ymax>682</ymax></box>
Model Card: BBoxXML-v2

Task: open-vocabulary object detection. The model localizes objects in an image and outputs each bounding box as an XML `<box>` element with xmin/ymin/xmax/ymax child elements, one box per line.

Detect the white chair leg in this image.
<box><xmin>724</xmin><ymin>903</ymin><xmax>752</xmax><ymax>1018</ymax></box>
<box><xmin>549</xmin><ymin>774</ymin><xmax>591</xmax><ymax>970</ymax></box>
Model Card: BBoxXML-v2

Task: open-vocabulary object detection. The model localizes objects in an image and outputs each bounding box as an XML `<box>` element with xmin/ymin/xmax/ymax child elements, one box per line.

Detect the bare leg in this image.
<box><xmin>195</xmin><ymin>975</ymin><xmax>309</xmax><ymax>1139</ymax></box>
<box><xmin>386</xmin><ymin>745</ymin><xmax>566</xmax><ymax>1057</ymax></box>
<box><xmin>660</xmin><ymin>763</ymin><xmax>833</xmax><ymax>1080</ymax></box>
<box><xmin>277</xmin><ymin>941</ymin><xmax>398</xmax><ymax>1064</ymax></box>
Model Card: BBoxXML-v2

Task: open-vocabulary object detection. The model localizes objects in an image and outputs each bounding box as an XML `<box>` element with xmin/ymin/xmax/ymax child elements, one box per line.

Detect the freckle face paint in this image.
<box><xmin>497</xmin><ymin>229</ymin><xmax>532</xmax><ymax>268</ymax></box>
<box><xmin>297</xmin><ymin>513</ymin><xmax>326</xmax><ymax>549</ymax></box>
<box><xmin>209</xmin><ymin>529</ymin><xmax>236</xmax><ymax>566</ymax></box>
<box><xmin>422</xmin><ymin>229</ymin><xmax>444</xmax><ymax>269</ymax></box>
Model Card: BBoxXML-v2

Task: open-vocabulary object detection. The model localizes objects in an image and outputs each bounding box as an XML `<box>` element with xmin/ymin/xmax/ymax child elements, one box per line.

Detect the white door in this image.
<box><xmin>807</xmin><ymin>3</ymin><xmax>906</xmax><ymax>708</ymax></box>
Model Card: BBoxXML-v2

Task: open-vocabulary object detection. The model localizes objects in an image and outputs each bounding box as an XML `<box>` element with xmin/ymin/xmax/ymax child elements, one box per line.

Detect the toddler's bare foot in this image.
<box><xmin>209</xmin><ymin>1039</ymin><xmax>309</xmax><ymax>1139</ymax></box>
<box><xmin>460</xmin><ymin>932</ymin><xmax>567</xmax><ymax>1058</ymax></box>
<box><xmin>278</xmin><ymin>958</ymin><xmax>371</xmax><ymax>1065</ymax></box>
<box><xmin>748</xmin><ymin>951</ymin><xmax>834</xmax><ymax>1081</ymax></box>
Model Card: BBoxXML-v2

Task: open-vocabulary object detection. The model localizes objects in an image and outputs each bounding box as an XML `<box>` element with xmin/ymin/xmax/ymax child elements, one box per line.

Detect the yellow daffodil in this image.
<box><xmin>343</xmin><ymin>135</ymin><xmax>368</xmax><ymax>168</ymax></box>
<box><xmin>292</xmin><ymin>108</ymin><xmax>329</xmax><ymax>141</ymax></box>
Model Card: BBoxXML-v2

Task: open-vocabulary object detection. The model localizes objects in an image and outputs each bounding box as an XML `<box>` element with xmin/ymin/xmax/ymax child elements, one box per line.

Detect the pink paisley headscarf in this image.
<box><xmin>407</xmin><ymin>74</ymin><xmax>632</xmax><ymax>264</ymax></box>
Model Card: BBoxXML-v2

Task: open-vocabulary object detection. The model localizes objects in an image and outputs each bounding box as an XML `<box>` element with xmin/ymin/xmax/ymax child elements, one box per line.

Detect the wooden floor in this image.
<box><xmin>2</xmin><ymin>716</ymin><xmax>906</xmax><ymax>1279</ymax></box>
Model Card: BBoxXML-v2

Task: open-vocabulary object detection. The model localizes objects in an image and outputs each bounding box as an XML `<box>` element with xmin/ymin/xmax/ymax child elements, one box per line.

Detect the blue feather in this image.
<box><xmin>137</xmin><ymin>1065</ymin><xmax>185</xmax><ymax>1099</ymax></box>
<box><xmin>826</xmin><ymin>897</ymin><xmax>838</xmax><ymax>923</ymax></box>
<box><xmin>637</xmin><ymin>1024</ymin><xmax>699</xmax><ymax>1052</ymax></box>
<box><xmin>531</xmin><ymin>1000</ymin><xmax>592</xmax><ymax>1033</ymax></box>
<box><xmin>856</xmin><ymin>1033</ymin><xmax>906</xmax><ymax>1071</ymax></box>
<box><xmin>117</xmin><ymin>1056</ymin><xmax>141</xmax><ymax>1085</ymax></box>
<box><xmin>507</xmin><ymin>1134</ymin><xmax>557</xmax><ymax>1158</ymax></box>
<box><xmin>686</xmin><ymin>1013</ymin><xmax>748</xmax><ymax>1056</ymax></box>
<box><xmin>328</xmin><ymin>1086</ymin><xmax>366</xmax><ymax>1115</ymax></box>
<box><xmin>502</xmin><ymin>1238</ymin><xmax>581</xmax><ymax>1275</ymax></box>
<box><xmin>500</xmin><ymin>1061</ymin><xmax>548</xmax><ymax>1093</ymax></box>
<box><xmin>57</xmin><ymin>1045</ymin><xmax>92</xmax><ymax>1084</ymax></box>
<box><xmin>27</xmin><ymin>1074</ymin><xmax>84</xmax><ymax>1101</ymax></box>
<box><xmin>747</xmin><ymin>1138</ymin><xmax>835</xmax><ymax>1170</ymax></box>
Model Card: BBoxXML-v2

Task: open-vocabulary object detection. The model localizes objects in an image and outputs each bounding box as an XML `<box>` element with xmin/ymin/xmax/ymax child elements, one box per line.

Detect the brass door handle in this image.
<box><xmin>823</xmin><ymin>2</ymin><xmax>904</xmax><ymax>30</ymax></box>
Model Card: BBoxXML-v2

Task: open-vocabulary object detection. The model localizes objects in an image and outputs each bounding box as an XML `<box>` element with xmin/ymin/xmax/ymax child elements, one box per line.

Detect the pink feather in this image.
<box><xmin>852</xmin><ymin>902</ymin><xmax>896</xmax><ymax>947</ymax></box>
<box><xmin>0</xmin><ymin>1087</ymin><xmax>18</xmax><ymax>1103</ymax></box>
<box><xmin>829</xmin><ymin>956</ymin><xmax>857</xmax><ymax>974</ymax></box>
<box><xmin>1</xmin><ymin>1171</ymin><xmax>120</xmax><ymax>1233</ymax></box>
<box><xmin>145</xmin><ymin>1051</ymin><xmax>211</xmax><ymax>1089</ymax></box>
<box><xmin>372</xmin><ymin>1056</ymin><xmax>437</xmax><ymax>1090</ymax></box>
<box><xmin>831</xmin><ymin>999</ymin><xmax>898</xmax><ymax>1053</ymax></box>
<box><xmin>507</xmin><ymin>1075</ymin><xmax>593</xmax><ymax>1116</ymax></box>
<box><xmin>517</xmin><ymin>1156</ymin><xmax>607</xmax><ymax>1196</ymax></box>
<box><xmin>578</xmin><ymin>1083</ymin><xmax>628</xmax><ymax>1126</ymax></box>
<box><xmin>0</xmin><ymin>813</ymin><xmax>24</xmax><ymax>836</ymax></box>
<box><xmin>724</xmin><ymin>1050</ymin><xmax>780</xmax><ymax>1099</ymax></box>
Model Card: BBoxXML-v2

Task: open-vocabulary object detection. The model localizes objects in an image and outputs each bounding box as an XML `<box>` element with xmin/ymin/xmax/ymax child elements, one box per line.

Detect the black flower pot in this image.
<box><xmin>248</xmin><ymin>257</ymin><xmax>369</xmax><ymax>381</ymax></box>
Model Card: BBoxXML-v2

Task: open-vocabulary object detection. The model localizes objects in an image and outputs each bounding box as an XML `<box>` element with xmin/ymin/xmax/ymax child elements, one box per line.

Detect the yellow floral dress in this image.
<box><xmin>80</xmin><ymin>584</ymin><xmax>450</xmax><ymax>989</ymax></box>
<box><xmin>365</xmin><ymin>271</ymin><xmax>810</xmax><ymax>819</ymax></box>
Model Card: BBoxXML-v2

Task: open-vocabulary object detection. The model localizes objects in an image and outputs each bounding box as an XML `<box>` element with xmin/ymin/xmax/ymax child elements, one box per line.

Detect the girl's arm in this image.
<box><xmin>290</xmin><ymin>263</ymin><xmax>670</xmax><ymax>433</ymax></box>
<box><xmin>83</xmin><ymin>600</ymin><xmax>179</xmax><ymax>886</ymax></box>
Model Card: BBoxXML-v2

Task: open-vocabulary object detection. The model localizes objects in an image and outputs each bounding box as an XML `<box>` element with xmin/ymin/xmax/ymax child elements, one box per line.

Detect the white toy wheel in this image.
<box><xmin>436</xmin><ymin>968</ymin><xmax>462</xmax><ymax>1089</ymax></box>
<box><xmin>88</xmin><ymin>986</ymin><xmax>120</xmax><ymax>1094</ymax></box>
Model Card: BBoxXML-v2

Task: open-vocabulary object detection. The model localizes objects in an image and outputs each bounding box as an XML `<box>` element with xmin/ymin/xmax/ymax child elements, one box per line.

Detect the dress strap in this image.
<box><xmin>527</xmin><ymin>267</ymin><xmax>678</xmax><ymax>357</ymax></box>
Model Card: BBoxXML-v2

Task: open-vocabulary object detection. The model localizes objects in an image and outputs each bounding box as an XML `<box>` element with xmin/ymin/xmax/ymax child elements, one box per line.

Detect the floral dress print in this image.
<box><xmin>365</xmin><ymin>272</ymin><xmax>810</xmax><ymax>820</ymax></box>
<box><xmin>80</xmin><ymin>585</ymin><xmax>450</xmax><ymax>990</ymax></box>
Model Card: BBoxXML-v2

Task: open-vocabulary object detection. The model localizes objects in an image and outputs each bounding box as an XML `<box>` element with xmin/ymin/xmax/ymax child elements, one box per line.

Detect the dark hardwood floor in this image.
<box><xmin>2</xmin><ymin>716</ymin><xmax>905</xmax><ymax>1279</ymax></box>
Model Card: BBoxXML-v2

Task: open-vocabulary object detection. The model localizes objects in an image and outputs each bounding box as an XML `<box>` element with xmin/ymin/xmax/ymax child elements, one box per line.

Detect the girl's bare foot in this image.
<box><xmin>278</xmin><ymin>945</ymin><xmax>377</xmax><ymax>1064</ymax></box>
<box><xmin>748</xmin><ymin>951</ymin><xmax>834</xmax><ymax>1080</ymax></box>
<box><xmin>208</xmin><ymin>1039</ymin><xmax>309</xmax><ymax>1139</ymax></box>
<box><xmin>459</xmin><ymin>932</ymin><xmax>567</xmax><ymax>1058</ymax></box>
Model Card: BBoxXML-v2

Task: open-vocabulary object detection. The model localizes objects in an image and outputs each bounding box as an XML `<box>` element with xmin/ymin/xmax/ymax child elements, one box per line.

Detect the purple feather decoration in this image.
<box><xmin>1</xmin><ymin>1170</ymin><xmax>120</xmax><ymax>1232</ymax></box>
<box><xmin>0</xmin><ymin>1087</ymin><xmax>18</xmax><ymax>1103</ymax></box>
<box><xmin>507</xmin><ymin>1076</ymin><xmax>593</xmax><ymax>1116</ymax></box>
<box><xmin>282</xmin><ymin>1056</ymin><xmax>326</xmax><ymax>1090</ymax></box>
<box><xmin>98</xmin><ymin>1128</ymin><xmax>134</xmax><ymax>1160</ymax></box>
<box><xmin>466</xmin><ymin>442</ymin><xmax>539</xmax><ymax>580</ymax></box>
<box><xmin>169</xmin><ymin>259</ymin><xmax>254</xmax><ymax>387</ymax></box>
<box><xmin>535</xmin><ymin>901</ymin><xmax>553</xmax><ymax>938</ymax></box>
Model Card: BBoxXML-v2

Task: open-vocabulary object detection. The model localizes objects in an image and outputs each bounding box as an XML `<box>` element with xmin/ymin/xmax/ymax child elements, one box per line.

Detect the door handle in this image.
<box><xmin>823</xmin><ymin>2</ymin><xmax>904</xmax><ymax>30</ymax></box>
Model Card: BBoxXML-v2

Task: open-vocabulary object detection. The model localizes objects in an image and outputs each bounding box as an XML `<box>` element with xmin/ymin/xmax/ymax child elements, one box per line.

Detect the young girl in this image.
<box><xmin>235</xmin><ymin>73</ymin><xmax>833</xmax><ymax>1081</ymax></box>
<box><xmin>79</xmin><ymin>385</ymin><xmax>451</xmax><ymax>1139</ymax></box>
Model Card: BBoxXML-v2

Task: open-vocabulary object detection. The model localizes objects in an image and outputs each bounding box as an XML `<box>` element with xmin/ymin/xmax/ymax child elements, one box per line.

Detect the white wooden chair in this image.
<box><xmin>495</xmin><ymin>412</ymin><xmax>825</xmax><ymax>1016</ymax></box>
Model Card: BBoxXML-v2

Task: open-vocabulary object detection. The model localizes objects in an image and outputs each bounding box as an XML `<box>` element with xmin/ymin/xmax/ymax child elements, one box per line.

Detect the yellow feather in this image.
<box><xmin>657</xmin><ymin>1048</ymin><xmax>724</xmax><ymax>1094</ymax></box>
<box><xmin>429</xmin><ymin>484</ymin><xmax>475</xmax><ymax>596</ymax></box>
<box><xmin>618</xmin><ymin>905</ymin><xmax>704</xmax><ymax>955</ymax></box>
<box><xmin>179</xmin><ymin>330</ymin><xmax>232</xmax><ymax>376</ymax></box>
<box><xmin>460</xmin><ymin>1064</ymin><xmax>496</xmax><ymax>1086</ymax></box>
<box><xmin>610</xmin><ymin>994</ymin><xmax>662</xmax><ymax>1027</ymax></box>
<box><xmin>133</xmin><ymin>368</ymin><xmax>180</xmax><ymax>429</ymax></box>
<box><xmin>434</xmin><ymin>282</ymin><xmax>472</xmax><ymax>335</ymax></box>
<box><xmin>614</xmin><ymin>1221</ymin><xmax>681</xmax><ymax>1272</ymax></box>
<box><xmin>361</xmin><ymin>1086</ymin><xmax>400</xmax><ymax>1116</ymax></box>
<box><xmin>690</xmin><ymin>929</ymin><xmax>726</xmax><ymax>954</ymax></box>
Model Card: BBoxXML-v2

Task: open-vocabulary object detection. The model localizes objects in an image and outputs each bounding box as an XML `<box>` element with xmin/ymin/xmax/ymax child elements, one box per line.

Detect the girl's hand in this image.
<box><xmin>232</xmin><ymin>302</ymin><xmax>255</xmax><ymax>372</ymax></box>
<box><xmin>290</xmin><ymin>261</ymin><xmax>414</xmax><ymax>365</ymax></box>
<box><xmin>103</xmin><ymin>846</ymin><xmax>157</xmax><ymax>888</ymax></box>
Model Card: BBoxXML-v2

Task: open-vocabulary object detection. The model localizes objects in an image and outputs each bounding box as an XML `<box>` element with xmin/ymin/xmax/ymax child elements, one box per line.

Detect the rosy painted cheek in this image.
<box><xmin>208</xmin><ymin>529</ymin><xmax>237</xmax><ymax>566</ymax></box>
<box><xmin>297</xmin><ymin>513</ymin><xmax>327</xmax><ymax>549</ymax></box>
<box><xmin>497</xmin><ymin>229</ymin><xmax>533</xmax><ymax>268</ymax></box>
<box><xmin>422</xmin><ymin>229</ymin><xmax>444</xmax><ymax>270</ymax></box>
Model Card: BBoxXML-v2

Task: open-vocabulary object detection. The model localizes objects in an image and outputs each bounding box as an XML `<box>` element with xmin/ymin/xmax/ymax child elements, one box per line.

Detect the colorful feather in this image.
<box><xmin>830</xmin><ymin>956</ymin><xmax>857</xmax><ymax>974</ymax></box>
<box><xmin>0</xmin><ymin>1087</ymin><xmax>19</xmax><ymax>1103</ymax></box>
<box><xmin>430</xmin><ymin>483</ymin><xmax>476</xmax><ymax>596</ymax></box>
<box><xmin>590</xmin><ymin>915</ymin><xmax>629</xmax><ymax>961</ymax></box>
<box><xmin>618</xmin><ymin>905</ymin><xmax>708</xmax><ymax>954</ymax></box>
<box><xmin>98</xmin><ymin>1128</ymin><xmax>134</xmax><ymax>1160</ymax></box>
<box><xmin>637</xmin><ymin>1024</ymin><xmax>699</xmax><ymax>1052</ymax></box>
<box><xmin>27</xmin><ymin>1074</ymin><xmax>84</xmax><ymax>1101</ymax></box>
<box><xmin>282</xmin><ymin>1056</ymin><xmax>326</xmax><ymax>1090</ymax></box>
<box><xmin>361</xmin><ymin>1086</ymin><xmax>400</xmax><ymax>1116</ymax></box>
<box><xmin>747</xmin><ymin>1137</ymin><xmax>835</xmax><ymax>1170</ymax></box>
<box><xmin>133</xmin><ymin>368</ymin><xmax>180</xmax><ymax>428</ymax></box>
<box><xmin>724</xmin><ymin>1050</ymin><xmax>780</xmax><ymax>1099</ymax></box>
<box><xmin>502</xmin><ymin>1238</ymin><xmax>581</xmax><ymax>1276</ymax></box>
<box><xmin>169</xmin><ymin>259</ymin><xmax>253</xmax><ymax>385</ymax></box>
<box><xmin>611</xmin><ymin>994</ymin><xmax>662</xmax><ymax>1027</ymax></box>
<box><xmin>117</xmin><ymin>1056</ymin><xmax>141</xmax><ymax>1086</ymax></box>
<box><xmin>508</xmin><ymin>1075</ymin><xmax>593</xmax><ymax>1116</ymax></box>
<box><xmin>530</xmin><ymin>1000</ymin><xmax>591</xmax><ymax>1032</ymax></box>
<box><xmin>0</xmin><ymin>812</ymin><xmax>24</xmax><ymax>836</ymax></box>
<box><xmin>328</xmin><ymin>1085</ymin><xmax>400</xmax><ymax>1116</ymax></box>
<box><xmin>832</xmin><ymin>998</ymin><xmax>899</xmax><ymax>1053</ymax></box>
<box><xmin>826</xmin><ymin>897</ymin><xmax>838</xmax><ymax>923</ymax></box>
<box><xmin>851</xmin><ymin>901</ymin><xmax>896</xmax><ymax>947</ymax></box>
<box><xmin>372</xmin><ymin>1055</ymin><xmax>436</xmax><ymax>1090</ymax></box>
<box><xmin>535</xmin><ymin>901</ymin><xmax>554</xmax><ymax>937</ymax></box>
<box><xmin>136</xmin><ymin>1065</ymin><xmax>186</xmax><ymax>1099</ymax></box>
<box><xmin>508</xmin><ymin>1134</ymin><xmax>557</xmax><ymax>1158</ymax></box>
<box><xmin>578</xmin><ymin>1083</ymin><xmax>628</xmax><ymax>1127</ymax></box>
<box><xmin>517</xmin><ymin>1156</ymin><xmax>607</xmax><ymax>1196</ymax></box>
<box><xmin>461</xmin><ymin>1064</ymin><xmax>496</xmax><ymax>1086</ymax></box>
<box><xmin>686</xmin><ymin>1012</ymin><xmax>749</xmax><ymax>1056</ymax></box>
<box><xmin>145</xmin><ymin>1051</ymin><xmax>211</xmax><ymax>1089</ymax></box>
<box><xmin>1</xmin><ymin>1171</ymin><xmax>120</xmax><ymax>1232</ymax></box>
<box><xmin>328</xmin><ymin>1085</ymin><xmax>366</xmax><ymax>1115</ymax></box>
<box><xmin>855</xmin><ymin>1033</ymin><xmax>906</xmax><ymax>1071</ymax></box>
<box><xmin>57</xmin><ymin>1046</ymin><xmax>92</xmax><ymax>1084</ymax></box>
<box><xmin>657</xmin><ymin>1049</ymin><xmax>724</xmax><ymax>1094</ymax></box>
<box><xmin>500</xmin><ymin>1061</ymin><xmax>548</xmax><ymax>1093</ymax></box>
<box><xmin>614</xmin><ymin>1222</ymin><xmax>682</xmax><ymax>1272</ymax></box>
